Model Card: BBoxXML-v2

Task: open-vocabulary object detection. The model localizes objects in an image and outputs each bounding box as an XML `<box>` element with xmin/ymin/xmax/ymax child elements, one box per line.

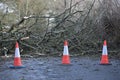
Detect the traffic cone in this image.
<box><xmin>100</xmin><ymin>40</ymin><xmax>111</xmax><ymax>65</ymax></box>
<box><xmin>10</xmin><ymin>41</ymin><xmax>25</xmax><ymax>69</ymax></box>
<box><xmin>62</xmin><ymin>40</ymin><xmax>70</xmax><ymax>64</ymax></box>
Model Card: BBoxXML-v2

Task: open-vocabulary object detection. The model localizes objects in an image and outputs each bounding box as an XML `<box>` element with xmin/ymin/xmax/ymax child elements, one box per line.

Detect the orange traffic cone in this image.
<box><xmin>100</xmin><ymin>40</ymin><xmax>111</xmax><ymax>65</ymax></box>
<box><xmin>62</xmin><ymin>40</ymin><xmax>70</xmax><ymax>64</ymax></box>
<box><xmin>10</xmin><ymin>41</ymin><xmax>25</xmax><ymax>69</ymax></box>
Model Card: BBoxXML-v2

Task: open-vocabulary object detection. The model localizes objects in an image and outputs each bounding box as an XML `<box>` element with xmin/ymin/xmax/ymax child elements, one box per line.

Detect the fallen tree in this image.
<box><xmin>0</xmin><ymin>0</ymin><xmax>120</xmax><ymax>57</ymax></box>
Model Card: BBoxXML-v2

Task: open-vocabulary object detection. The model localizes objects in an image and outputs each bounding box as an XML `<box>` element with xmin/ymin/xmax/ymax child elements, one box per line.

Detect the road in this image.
<box><xmin>0</xmin><ymin>56</ymin><xmax>120</xmax><ymax>80</ymax></box>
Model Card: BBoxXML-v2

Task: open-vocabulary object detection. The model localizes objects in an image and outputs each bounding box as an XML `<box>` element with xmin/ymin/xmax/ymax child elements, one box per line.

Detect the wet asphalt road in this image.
<box><xmin>0</xmin><ymin>57</ymin><xmax>120</xmax><ymax>80</ymax></box>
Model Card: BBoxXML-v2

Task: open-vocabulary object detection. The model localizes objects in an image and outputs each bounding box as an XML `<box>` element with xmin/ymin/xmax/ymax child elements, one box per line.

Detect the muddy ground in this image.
<box><xmin>0</xmin><ymin>56</ymin><xmax>120</xmax><ymax>80</ymax></box>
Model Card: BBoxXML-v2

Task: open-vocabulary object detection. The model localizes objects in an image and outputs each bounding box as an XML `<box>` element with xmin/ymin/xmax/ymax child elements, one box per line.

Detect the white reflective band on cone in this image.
<box><xmin>63</xmin><ymin>46</ymin><xmax>69</xmax><ymax>55</ymax></box>
<box><xmin>15</xmin><ymin>48</ymin><xmax>20</xmax><ymax>57</ymax></box>
<box><xmin>102</xmin><ymin>46</ymin><xmax>108</xmax><ymax>55</ymax></box>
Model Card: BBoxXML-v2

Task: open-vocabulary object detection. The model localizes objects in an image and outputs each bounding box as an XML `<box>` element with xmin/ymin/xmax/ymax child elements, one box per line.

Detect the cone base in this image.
<box><xmin>62</xmin><ymin>55</ymin><xmax>70</xmax><ymax>64</ymax></box>
<box><xmin>9</xmin><ymin>66</ymin><xmax>25</xmax><ymax>69</ymax></box>
<box><xmin>58</xmin><ymin>64</ymin><xmax>73</xmax><ymax>66</ymax></box>
<box><xmin>100</xmin><ymin>63</ymin><xmax>112</xmax><ymax>65</ymax></box>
